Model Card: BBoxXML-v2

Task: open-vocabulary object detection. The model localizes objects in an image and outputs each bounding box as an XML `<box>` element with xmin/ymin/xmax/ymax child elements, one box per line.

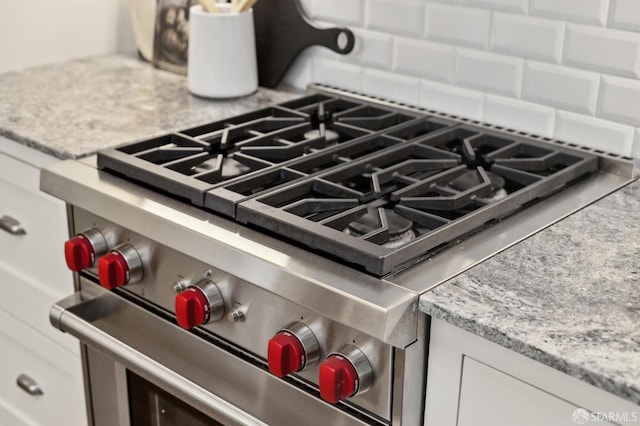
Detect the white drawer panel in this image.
<box><xmin>0</xmin><ymin>398</ymin><xmax>30</xmax><ymax>426</ymax></box>
<box><xmin>0</xmin><ymin>313</ymin><xmax>86</xmax><ymax>426</ymax></box>
<box><xmin>0</xmin><ymin>265</ymin><xmax>80</xmax><ymax>357</ymax></box>
<box><xmin>0</xmin><ymin>176</ymin><xmax>72</xmax><ymax>293</ymax></box>
<box><xmin>0</xmin><ymin>303</ymin><xmax>82</xmax><ymax>385</ymax></box>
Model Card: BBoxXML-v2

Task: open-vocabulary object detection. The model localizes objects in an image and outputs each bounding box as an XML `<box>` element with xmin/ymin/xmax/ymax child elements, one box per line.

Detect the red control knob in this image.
<box><xmin>97</xmin><ymin>244</ymin><xmax>143</xmax><ymax>290</ymax></box>
<box><xmin>268</xmin><ymin>331</ymin><xmax>306</xmax><ymax>377</ymax></box>
<box><xmin>98</xmin><ymin>252</ymin><xmax>130</xmax><ymax>290</ymax></box>
<box><xmin>175</xmin><ymin>287</ymin><xmax>211</xmax><ymax>329</ymax></box>
<box><xmin>64</xmin><ymin>228</ymin><xmax>108</xmax><ymax>272</ymax></box>
<box><xmin>174</xmin><ymin>280</ymin><xmax>224</xmax><ymax>330</ymax></box>
<box><xmin>319</xmin><ymin>355</ymin><xmax>359</xmax><ymax>404</ymax></box>
<box><xmin>64</xmin><ymin>236</ymin><xmax>95</xmax><ymax>271</ymax></box>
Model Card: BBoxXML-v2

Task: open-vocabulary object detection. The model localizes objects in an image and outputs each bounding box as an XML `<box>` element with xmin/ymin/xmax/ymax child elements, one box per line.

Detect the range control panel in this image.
<box><xmin>68</xmin><ymin>207</ymin><xmax>393</xmax><ymax>420</ymax></box>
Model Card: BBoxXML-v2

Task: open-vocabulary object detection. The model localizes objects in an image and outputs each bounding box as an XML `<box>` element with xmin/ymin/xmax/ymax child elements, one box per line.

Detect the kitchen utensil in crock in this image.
<box><xmin>253</xmin><ymin>0</ymin><xmax>355</xmax><ymax>88</ymax></box>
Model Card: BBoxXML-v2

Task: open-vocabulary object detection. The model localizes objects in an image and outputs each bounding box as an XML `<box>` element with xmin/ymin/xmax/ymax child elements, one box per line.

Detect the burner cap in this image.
<box><xmin>304</xmin><ymin>128</ymin><xmax>340</xmax><ymax>144</ymax></box>
<box><xmin>449</xmin><ymin>170</ymin><xmax>505</xmax><ymax>192</ymax></box>
<box><xmin>449</xmin><ymin>170</ymin><xmax>508</xmax><ymax>201</ymax></box>
<box><xmin>347</xmin><ymin>209</ymin><xmax>416</xmax><ymax>248</ymax></box>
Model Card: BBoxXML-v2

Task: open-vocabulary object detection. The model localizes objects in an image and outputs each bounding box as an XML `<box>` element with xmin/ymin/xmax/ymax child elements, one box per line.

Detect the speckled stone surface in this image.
<box><xmin>0</xmin><ymin>53</ymin><xmax>300</xmax><ymax>159</ymax></box>
<box><xmin>420</xmin><ymin>181</ymin><xmax>640</xmax><ymax>404</ymax></box>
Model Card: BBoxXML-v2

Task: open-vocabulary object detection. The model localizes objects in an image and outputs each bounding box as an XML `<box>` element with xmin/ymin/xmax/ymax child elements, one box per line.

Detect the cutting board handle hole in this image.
<box><xmin>336</xmin><ymin>31</ymin><xmax>354</xmax><ymax>53</ymax></box>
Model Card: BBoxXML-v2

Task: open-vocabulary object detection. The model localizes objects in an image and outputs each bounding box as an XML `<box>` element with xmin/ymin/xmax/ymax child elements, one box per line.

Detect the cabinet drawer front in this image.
<box><xmin>0</xmin><ymin>147</ymin><xmax>41</xmax><ymax>194</ymax></box>
<box><xmin>0</xmin><ymin>399</ymin><xmax>30</xmax><ymax>426</ymax></box>
<box><xmin>0</xmin><ymin>266</ymin><xmax>80</xmax><ymax>358</ymax></box>
<box><xmin>457</xmin><ymin>357</ymin><xmax>616</xmax><ymax>426</ymax></box>
<box><xmin>0</xmin><ymin>177</ymin><xmax>72</xmax><ymax>292</ymax></box>
<box><xmin>0</xmin><ymin>318</ymin><xmax>86</xmax><ymax>426</ymax></box>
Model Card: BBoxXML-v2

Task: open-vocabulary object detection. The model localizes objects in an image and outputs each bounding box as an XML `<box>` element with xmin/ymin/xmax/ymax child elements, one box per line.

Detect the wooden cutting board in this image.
<box><xmin>253</xmin><ymin>0</ymin><xmax>355</xmax><ymax>88</ymax></box>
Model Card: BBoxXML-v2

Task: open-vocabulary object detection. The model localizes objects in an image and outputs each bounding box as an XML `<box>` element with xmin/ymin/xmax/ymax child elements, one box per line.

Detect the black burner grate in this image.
<box><xmin>98</xmin><ymin>95</ymin><xmax>424</xmax><ymax>206</ymax></box>
<box><xmin>98</xmin><ymin>92</ymin><xmax>598</xmax><ymax>276</ymax></box>
<box><xmin>236</xmin><ymin>125</ymin><xmax>598</xmax><ymax>275</ymax></box>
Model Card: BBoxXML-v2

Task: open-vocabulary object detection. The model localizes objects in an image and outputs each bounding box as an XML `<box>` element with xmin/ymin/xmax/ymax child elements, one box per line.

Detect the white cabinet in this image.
<box><xmin>0</xmin><ymin>137</ymin><xmax>86</xmax><ymax>426</ymax></box>
<box><xmin>425</xmin><ymin>318</ymin><xmax>638</xmax><ymax>426</ymax></box>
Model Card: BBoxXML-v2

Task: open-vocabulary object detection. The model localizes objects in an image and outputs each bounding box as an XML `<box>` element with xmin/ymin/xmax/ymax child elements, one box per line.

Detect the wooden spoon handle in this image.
<box><xmin>201</xmin><ymin>0</ymin><xmax>219</xmax><ymax>13</ymax></box>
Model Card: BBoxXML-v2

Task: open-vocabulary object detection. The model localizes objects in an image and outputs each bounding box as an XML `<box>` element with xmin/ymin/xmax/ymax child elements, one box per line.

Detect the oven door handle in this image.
<box><xmin>50</xmin><ymin>290</ymin><xmax>268</xmax><ymax>426</ymax></box>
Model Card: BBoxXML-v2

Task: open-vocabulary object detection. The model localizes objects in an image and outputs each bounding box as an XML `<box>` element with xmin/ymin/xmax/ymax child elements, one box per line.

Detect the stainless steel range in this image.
<box><xmin>42</xmin><ymin>85</ymin><xmax>637</xmax><ymax>426</ymax></box>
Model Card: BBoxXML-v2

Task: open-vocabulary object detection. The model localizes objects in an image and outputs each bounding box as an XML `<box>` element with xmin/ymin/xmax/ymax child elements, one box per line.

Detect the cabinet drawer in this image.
<box><xmin>0</xmin><ymin>265</ymin><xmax>80</xmax><ymax>358</ymax></box>
<box><xmin>0</xmin><ymin>399</ymin><xmax>30</xmax><ymax>426</ymax></box>
<box><xmin>0</xmin><ymin>176</ymin><xmax>72</xmax><ymax>293</ymax></box>
<box><xmin>0</xmin><ymin>314</ymin><xmax>86</xmax><ymax>426</ymax></box>
<box><xmin>457</xmin><ymin>357</ymin><xmax>615</xmax><ymax>426</ymax></box>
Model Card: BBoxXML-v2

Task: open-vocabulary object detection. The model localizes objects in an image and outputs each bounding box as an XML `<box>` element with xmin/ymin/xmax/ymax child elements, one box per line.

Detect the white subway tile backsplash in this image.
<box><xmin>564</xmin><ymin>24</ymin><xmax>640</xmax><ymax>79</ymax></box>
<box><xmin>367</xmin><ymin>0</ymin><xmax>425</xmax><ymax>37</ymax></box>
<box><xmin>285</xmin><ymin>0</ymin><xmax>640</xmax><ymax>154</ymax></box>
<box><xmin>484</xmin><ymin>95</ymin><xmax>556</xmax><ymax>137</ymax></box>
<box><xmin>523</xmin><ymin>61</ymin><xmax>599</xmax><ymax>114</ymax></box>
<box><xmin>312</xmin><ymin>0</ymin><xmax>363</xmax><ymax>26</ymax></box>
<box><xmin>311</xmin><ymin>58</ymin><xmax>363</xmax><ymax>92</ymax></box>
<box><xmin>460</xmin><ymin>0</ymin><xmax>528</xmax><ymax>13</ymax></box>
<box><xmin>555</xmin><ymin>110</ymin><xmax>635</xmax><ymax>156</ymax></box>
<box><xmin>530</xmin><ymin>0</ymin><xmax>609</xmax><ymax>26</ymax></box>
<box><xmin>455</xmin><ymin>48</ymin><xmax>523</xmax><ymax>97</ymax></box>
<box><xmin>394</xmin><ymin>37</ymin><xmax>455</xmax><ymax>82</ymax></box>
<box><xmin>425</xmin><ymin>4</ymin><xmax>491</xmax><ymax>49</ymax></box>
<box><xmin>609</xmin><ymin>0</ymin><xmax>640</xmax><ymax>32</ymax></box>
<box><xmin>491</xmin><ymin>13</ymin><xmax>565</xmax><ymax>63</ymax></box>
<box><xmin>342</xmin><ymin>28</ymin><xmax>393</xmax><ymax>69</ymax></box>
<box><xmin>362</xmin><ymin>69</ymin><xmax>420</xmax><ymax>105</ymax></box>
<box><xmin>598</xmin><ymin>76</ymin><xmax>640</xmax><ymax>127</ymax></box>
<box><xmin>419</xmin><ymin>80</ymin><xmax>485</xmax><ymax>119</ymax></box>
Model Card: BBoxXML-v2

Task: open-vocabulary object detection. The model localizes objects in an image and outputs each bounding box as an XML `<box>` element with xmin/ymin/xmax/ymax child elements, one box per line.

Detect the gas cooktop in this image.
<box><xmin>98</xmin><ymin>86</ymin><xmax>609</xmax><ymax>276</ymax></box>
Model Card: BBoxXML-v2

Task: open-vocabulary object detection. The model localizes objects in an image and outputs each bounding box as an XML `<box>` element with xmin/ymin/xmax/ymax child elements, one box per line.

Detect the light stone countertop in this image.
<box><xmin>420</xmin><ymin>180</ymin><xmax>640</xmax><ymax>405</ymax></box>
<box><xmin>0</xmin><ymin>53</ymin><xmax>299</xmax><ymax>159</ymax></box>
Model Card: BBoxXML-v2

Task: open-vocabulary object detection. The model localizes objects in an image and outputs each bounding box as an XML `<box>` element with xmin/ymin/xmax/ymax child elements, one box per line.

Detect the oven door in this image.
<box><xmin>51</xmin><ymin>278</ymin><xmax>368</xmax><ymax>426</ymax></box>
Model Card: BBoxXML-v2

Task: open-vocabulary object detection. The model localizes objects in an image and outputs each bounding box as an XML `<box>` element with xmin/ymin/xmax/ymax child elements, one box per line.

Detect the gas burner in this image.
<box><xmin>448</xmin><ymin>169</ymin><xmax>508</xmax><ymax>201</ymax></box>
<box><xmin>221</xmin><ymin>157</ymin><xmax>251</xmax><ymax>180</ymax></box>
<box><xmin>304</xmin><ymin>128</ymin><xmax>340</xmax><ymax>145</ymax></box>
<box><xmin>346</xmin><ymin>208</ymin><xmax>417</xmax><ymax>249</ymax></box>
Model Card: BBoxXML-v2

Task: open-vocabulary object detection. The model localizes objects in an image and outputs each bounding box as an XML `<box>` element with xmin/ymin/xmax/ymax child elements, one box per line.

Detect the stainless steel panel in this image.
<box><xmin>72</xmin><ymin>207</ymin><xmax>394</xmax><ymax>419</ymax></box>
<box><xmin>41</xmin><ymin>160</ymin><xmax>418</xmax><ymax>348</ymax></box>
<box><xmin>52</xmin><ymin>280</ymin><xmax>379</xmax><ymax>426</ymax></box>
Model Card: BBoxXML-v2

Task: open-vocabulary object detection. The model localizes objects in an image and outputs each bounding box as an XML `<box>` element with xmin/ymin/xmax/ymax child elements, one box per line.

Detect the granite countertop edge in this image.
<box><xmin>419</xmin><ymin>181</ymin><xmax>640</xmax><ymax>405</ymax></box>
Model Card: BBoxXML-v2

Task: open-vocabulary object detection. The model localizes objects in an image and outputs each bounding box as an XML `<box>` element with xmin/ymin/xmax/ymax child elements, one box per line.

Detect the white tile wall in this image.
<box><xmin>311</xmin><ymin>58</ymin><xmax>363</xmax><ymax>92</ymax></box>
<box><xmin>425</xmin><ymin>4</ymin><xmax>492</xmax><ymax>48</ymax></box>
<box><xmin>564</xmin><ymin>24</ymin><xmax>640</xmax><ymax>78</ymax></box>
<box><xmin>293</xmin><ymin>0</ymin><xmax>640</xmax><ymax>158</ymax></box>
<box><xmin>522</xmin><ymin>61</ymin><xmax>599</xmax><ymax>114</ymax></box>
<box><xmin>363</xmin><ymin>69</ymin><xmax>421</xmax><ymax>105</ymax></box>
<box><xmin>598</xmin><ymin>76</ymin><xmax>640</xmax><ymax>126</ymax></box>
<box><xmin>529</xmin><ymin>0</ymin><xmax>609</xmax><ymax>26</ymax></box>
<box><xmin>367</xmin><ymin>0</ymin><xmax>425</xmax><ymax>37</ymax></box>
<box><xmin>555</xmin><ymin>110</ymin><xmax>635</xmax><ymax>156</ymax></box>
<box><xmin>394</xmin><ymin>38</ymin><xmax>455</xmax><ymax>82</ymax></box>
<box><xmin>491</xmin><ymin>13</ymin><xmax>565</xmax><ymax>62</ymax></box>
<box><xmin>313</xmin><ymin>0</ymin><xmax>364</xmax><ymax>25</ymax></box>
<box><xmin>460</xmin><ymin>0</ymin><xmax>528</xmax><ymax>14</ymax></box>
<box><xmin>455</xmin><ymin>48</ymin><xmax>523</xmax><ymax>97</ymax></box>
<box><xmin>609</xmin><ymin>0</ymin><xmax>640</xmax><ymax>32</ymax></box>
<box><xmin>418</xmin><ymin>80</ymin><xmax>485</xmax><ymax>119</ymax></box>
<box><xmin>484</xmin><ymin>95</ymin><xmax>555</xmax><ymax>136</ymax></box>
